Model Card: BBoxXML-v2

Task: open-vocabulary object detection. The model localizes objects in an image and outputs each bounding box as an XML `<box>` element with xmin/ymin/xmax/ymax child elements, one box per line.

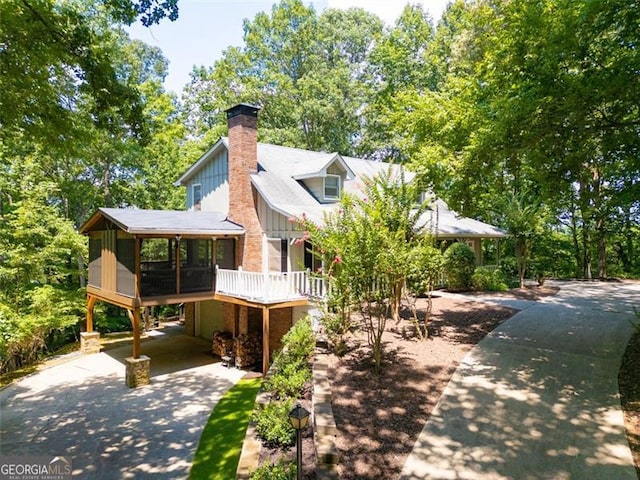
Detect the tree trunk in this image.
<box><xmin>582</xmin><ymin>226</ymin><xmax>592</xmax><ymax>280</ymax></box>
<box><xmin>597</xmin><ymin>232</ymin><xmax>606</xmax><ymax>279</ymax></box>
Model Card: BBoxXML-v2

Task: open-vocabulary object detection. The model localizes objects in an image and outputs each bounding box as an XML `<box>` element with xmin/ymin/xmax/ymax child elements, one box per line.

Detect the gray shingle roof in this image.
<box><xmin>81</xmin><ymin>208</ymin><xmax>244</xmax><ymax>236</ymax></box>
<box><xmin>174</xmin><ymin>137</ymin><xmax>506</xmax><ymax>238</ymax></box>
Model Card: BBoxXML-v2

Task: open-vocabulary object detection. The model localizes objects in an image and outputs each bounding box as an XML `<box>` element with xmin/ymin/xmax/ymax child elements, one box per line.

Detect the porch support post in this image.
<box><xmin>125</xmin><ymin>306</ymin><xmax>150</xmax><ymax>387</ymax></box>
<box><xmin>86</xmin><ymin>295</ymin><xmax>97</xmax><ymax>333</ymax></box>
<box><xmin>80</xmin><ymin>295</ymin><xmax>100</xmax><ymax>354</ymax></box>
<box><xmin>176</xmin><ymin>236</ymin><xmax>181</xmax><ymax>294</ymax></box>
<box><xmin>127</xmin><ymin>307</ymin><xmax>142</xmax><ymax>359</ymax></box>
<box><xmin>262</xmin><ymin>306</ymin><xmax>270</xmax><ymax>376</ymax></box>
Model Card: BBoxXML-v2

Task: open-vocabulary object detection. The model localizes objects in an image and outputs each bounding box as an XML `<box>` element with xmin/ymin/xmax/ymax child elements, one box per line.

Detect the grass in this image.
<box><xmin>189</xmin><ymin>376</ymin><xmax>262</xmax><ymax>480</ymax></box>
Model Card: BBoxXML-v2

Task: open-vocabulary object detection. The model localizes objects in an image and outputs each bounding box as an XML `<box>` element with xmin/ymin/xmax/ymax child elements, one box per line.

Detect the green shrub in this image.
<box><xmin>253</xmin><ymin>398</ymin><xmax>296</xmax><ymax>448</ymax></box>
<box><xmin>95</xmin><ymin>315</ymin><xmax>132</xmax><ymax>334</ymax></box>
<box><xmin>249</xmin><ymin>457</ymin><xmax>295</xmax><ymax>480</ymax></box>
<box><xmin>273</xmin><ymin>316</ymin><xmax>315</xmax><ymax>369</ymax></box>
<box><xmin>472</xmin><ymin>267</ymin><xmax>509</xmax><ymax>292</ymax></box>
<box><xmin>266</xmin><ymin>360</ymin><xmax>312</xmax><ymax>399</ymax></box>
<box><xmin>444</xmin><ymin>242</ymin><xmax>476</xmax><ymax>291</ymax></box>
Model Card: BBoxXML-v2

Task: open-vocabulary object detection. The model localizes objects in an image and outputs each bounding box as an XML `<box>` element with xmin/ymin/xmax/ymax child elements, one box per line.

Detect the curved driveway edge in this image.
<box><xmin>401</xmin><ymin>280</ymin><xmax>640</xmax><ymax>480</ymax></box>
<box><xmin>0</xmin><ymin>332</ymin><xmax>245</xmax><ymax>479</ymax></box>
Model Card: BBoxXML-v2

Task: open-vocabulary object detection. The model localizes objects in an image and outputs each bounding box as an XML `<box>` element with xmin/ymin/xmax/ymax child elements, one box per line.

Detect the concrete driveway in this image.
<box><xmin>0</xmin><ymin>327</ymin><xmax>245</xmax><ymax>479</ymax></box>
<box><xmin>401</xmin><ymin>280</ymin><xmax>640</xmax><ymax>480</ymax></box>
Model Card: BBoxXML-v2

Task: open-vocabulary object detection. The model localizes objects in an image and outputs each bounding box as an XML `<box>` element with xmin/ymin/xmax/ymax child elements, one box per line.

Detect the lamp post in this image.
<box><xmin>288</xmin><ymin>403</ymin><xmax>310</xmax><ymax>480</ymax></box>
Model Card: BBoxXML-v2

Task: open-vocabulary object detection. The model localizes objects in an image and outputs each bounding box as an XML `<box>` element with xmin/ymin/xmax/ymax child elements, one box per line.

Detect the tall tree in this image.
<box><xmin>182</xmin><ymin>0</ymin><xmax>383</xmax><ymax>155</ymax></box>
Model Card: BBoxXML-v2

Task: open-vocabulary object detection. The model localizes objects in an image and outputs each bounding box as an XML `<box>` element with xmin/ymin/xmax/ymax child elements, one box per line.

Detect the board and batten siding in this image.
<box><xmin>186</xmin><ymin>149</ymin><xmax>229</xmax><ymax>213</ymax></box>
<box><xmin>256</xmin><ymin>195</ymin><xmax>307</xmax><ymax>272</ymax></box>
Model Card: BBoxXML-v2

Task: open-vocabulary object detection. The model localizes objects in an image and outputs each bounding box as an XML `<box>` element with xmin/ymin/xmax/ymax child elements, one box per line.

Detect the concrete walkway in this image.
<box><xmin>0</xmin><ymin>327</ymin><xmax>245</xmax><ymax>479</ymax></box>
<box><xmin>401</xmin><ymin>280</ymin><xmax>640</xmax><ymax>480</ymax></box>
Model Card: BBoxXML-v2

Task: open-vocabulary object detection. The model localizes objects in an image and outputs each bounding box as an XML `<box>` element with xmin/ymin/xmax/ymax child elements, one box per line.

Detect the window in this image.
<box><xmin>324</xmin><ymin>174</ymin><xmax>340</xmax><ymax>200</ymax></box>
<box><xmin>192</xmin><ymin>184</ymin><xmax>202</xmax><ymax>211</ymax></box>
<box><xmin>267</xmin><ymin>238</ymin><xmax>288</xmax><ymax>272</ymax></box>
<box><xmin>304</xmin><ymin>241</ymin><xmax>322</xmax><ymax>273</ymax></box>
<box><xmin>88</xmin><ymin>236</ymin><xmax>102</xmax><ymax>288</ymax></box>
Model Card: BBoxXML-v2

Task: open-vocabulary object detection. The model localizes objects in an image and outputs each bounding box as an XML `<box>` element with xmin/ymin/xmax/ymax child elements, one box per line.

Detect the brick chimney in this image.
<box><xmin>226</xmin><ymin>103</ymin><xmax>263</xmax><ymax>272</ymax></box>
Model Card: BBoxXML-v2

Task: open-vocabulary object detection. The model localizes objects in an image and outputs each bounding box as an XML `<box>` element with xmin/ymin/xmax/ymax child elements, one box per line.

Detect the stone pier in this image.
<box><xmin>125</xmin><ymin>355</ymin><xmax>151</xmax><ymax>388</ymax></box>
<box><xmin>80</xmin><ymin>332</ymin><xmax>101</xmax><ymax>354</ymax></box>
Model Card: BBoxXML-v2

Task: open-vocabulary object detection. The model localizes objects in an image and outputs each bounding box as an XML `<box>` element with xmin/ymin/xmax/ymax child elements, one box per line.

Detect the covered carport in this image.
<box><xmin>79</xmin><ymin>208</ymin><xmax>243</xmax><ymax>387</ymax></box>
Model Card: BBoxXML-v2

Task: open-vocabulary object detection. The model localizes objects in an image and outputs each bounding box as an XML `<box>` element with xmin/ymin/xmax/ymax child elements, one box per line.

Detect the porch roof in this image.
<box><xmin>80</xmin><ymin>208</ymin><xmax>245</xmax><ymax>236</ymax></box>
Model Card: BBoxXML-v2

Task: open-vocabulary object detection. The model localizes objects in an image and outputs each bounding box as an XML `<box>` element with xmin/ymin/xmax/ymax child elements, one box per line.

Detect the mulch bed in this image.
<box><xmin>255</xmin><ymin>284</ymin><xmax>640</xmax><ymax>479</ymax></box>
<box><xmin>619</xmin><ymin>328</ymin><xmax>640</xmax><ymax>478</ymax></box>
<box><xmin>327</xmin><ymin>292</ymin><xmax>520</xmax><ymax>479</ymax></box>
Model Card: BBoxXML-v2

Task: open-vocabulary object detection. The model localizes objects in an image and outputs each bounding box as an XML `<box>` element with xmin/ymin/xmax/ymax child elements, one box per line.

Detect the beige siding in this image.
<box><xmin>197</xmin><ymin>300</ymin><xmax>224</xmax><ymax>340</ymax></box>
<box><xmin>101</xmin><ymin>230</ymin><xmax>117</xmax><ymax>292</ymax></box>
<box><xmin>257</xmin><ymin>196</ymin><xmax>301</xmax><ymax>239</ymax></box>
<box><xmin>303</xmin><ymin>177</ymin><xmax>324</xmax><ymax>202</ymax></box>
<box><xmin>186</xmin><ymin>149</ymin><xmax>229</xmax><ymax>213</ymax></box>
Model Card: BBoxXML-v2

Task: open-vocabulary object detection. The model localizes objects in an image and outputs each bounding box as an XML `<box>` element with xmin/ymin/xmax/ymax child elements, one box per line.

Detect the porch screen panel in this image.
<box><xmin>180</xmin><ymin>239</ymin><xmax>213</xmax><ymax>292</ymax></box>
<box><xmin>216</xmin><ymin>239</ymin><xmax>235</xmax><ymax>270</ymax></box>
<box><xmin>116</xmin><ymin>238</ymin><xmax>135</xmax><ymax>297</ymax></box>
<box><xmin>88</xmin><ymin>236</ymin><xmax>102</xmax><ymax>288</ymax></box>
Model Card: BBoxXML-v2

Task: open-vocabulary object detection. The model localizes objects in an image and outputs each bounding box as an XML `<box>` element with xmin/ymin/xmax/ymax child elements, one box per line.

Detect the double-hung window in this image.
<box><xmin>324</xmin><ymin>174</ymin><xmax>340</xmax><ymax>200</ymax></box>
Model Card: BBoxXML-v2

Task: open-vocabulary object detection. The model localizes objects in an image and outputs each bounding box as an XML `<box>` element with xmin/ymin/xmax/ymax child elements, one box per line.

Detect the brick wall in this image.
<box><xmin>184</xmin><ymin>302</ymin><xmax>195</xmax><ymax>336</ymax></box>
<box><xmin>269</xmin><ymin>307</ymin><xmax>293</xmax><ymax>355</ymax></box>
<box><xmin>227</xmin><ymin>105</ymin><xmax>263</xmax><ymax>272</ymax></box>
<box><xmin>223</xmin><ymin>302</ymin><xmax>237</xmax><ymax>335</ymax></box>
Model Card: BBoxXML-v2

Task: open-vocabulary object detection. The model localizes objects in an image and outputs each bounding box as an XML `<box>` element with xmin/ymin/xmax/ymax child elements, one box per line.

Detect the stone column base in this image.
<box><xmin>80</xmin><ymin>332</ymin><xmax>101</xmax><ymax>354</ymax></box>
<box><xmin>125</xmin><ymin>355</ymin><xmax>151</xmax><ymax>388</ymax></box>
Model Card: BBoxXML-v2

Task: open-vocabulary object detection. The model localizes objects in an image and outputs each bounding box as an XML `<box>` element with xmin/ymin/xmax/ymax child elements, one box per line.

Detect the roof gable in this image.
<box><xmin>174</xmin><ymin>138</ymin><xmax>228</xmax><ymax>187</ymax></box>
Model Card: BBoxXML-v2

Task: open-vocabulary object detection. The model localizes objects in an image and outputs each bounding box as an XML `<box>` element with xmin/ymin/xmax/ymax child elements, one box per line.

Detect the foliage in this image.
<box><xmin>249</xmin><ymin>457</ymin><xmax>296</xmax><ymax>480</ymax></box>
<box><xmin>272</xmin><ymin>316</ymin><xmax>315</xmax><ymax>369</ymax></box>
<box><xmin>254</xmin><ymin>317</ymin><xmax>313</xmax><ymax>451</ymax></box>
<box><xmin>265</xmin><ymin>317</ymin><xmax>314</xmax><ymax>399</ymax></box>
<box><xmin>94</xmin><ymin>315</ymin><xmax>133</xmax><ymax>334</ymax></box>
<box><xmin>499</xmin><ymin>191</ymin><xmax>546</xmax><ymax>288</ymax></box>
<box><xmin>471</xmin><ymin>267</ymin><xmax>508</xmax><ymax>292</ymax></box>
<box><xmin>404</xmin><ymin>241</ymin><xmax>445</xmax><ymax>339</ymax></box>
<box><xmin>301</xmin><ymin>167</ymin><xmax>434</xmax><ymax>371</ymax></box>
<box><xmin>189</xmin><ymin>377</ymin><xmax>262</xmax><ymax>480</ymax></box>
<box><xmin>253</xmin><ymin>398</ymin><xmax>296</xmax><ymax>449</ymax></box>
<box><xmin>443</xmin><ymin>242</ymin><xmax>476</xmax><ymax>292</ymax></box>
<box><xmin>265</xmin><ymin>362</ymin><xmax>311</xmax><ymax>400</ymax></box>
<box><xmin>182</xmin><ymin>0</ymin><xmax>384</xmax><ymax>155</ymax></box>
<box><xmin>397</xmin><ymin>0</ymin><xmax>640</xmax><ymax>280</ymax></box>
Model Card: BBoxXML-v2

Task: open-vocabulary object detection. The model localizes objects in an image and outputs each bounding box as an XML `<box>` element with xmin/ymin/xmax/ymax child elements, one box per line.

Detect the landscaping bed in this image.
<box><xmin>619</xmin><ymin>327</ymin><xmax>640</xmax><ymax>478</ymax></box>
<box><xmin>326</xmin><ymin>287</ymin><xmax>559</xmax><ymax>479</ymax></box>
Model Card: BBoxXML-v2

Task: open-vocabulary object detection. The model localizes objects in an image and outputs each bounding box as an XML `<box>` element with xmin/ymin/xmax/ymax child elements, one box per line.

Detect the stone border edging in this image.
<box><xmin>313</xmin><ymin>341</ymin><xmax>339</xmax><ymax>479</ymax></box>
<box><xmin>236</xmin><ymin>374</ymin><xmax>271</xmax><ymax>479</ymax></box>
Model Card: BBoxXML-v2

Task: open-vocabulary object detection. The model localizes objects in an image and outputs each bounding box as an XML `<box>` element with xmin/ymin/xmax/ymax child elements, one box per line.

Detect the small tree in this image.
<box><xmin>404</xmin><ymin>240</ymin><xmax>444</xmax><ymax>340</ymax></box>
<box><xmin>500</xmin><ymin>191</ymin><xmax>545</xmax><ymax>288</ymax></box>
<box><xmin>299</xmin><ymin>166</ymin><xmax>432</xmax><ymax>373</ymax></box>
<box><xmin>444</xmin><ymin>242</ymin><xmax>476</xmax><ymax>291</ymax></box>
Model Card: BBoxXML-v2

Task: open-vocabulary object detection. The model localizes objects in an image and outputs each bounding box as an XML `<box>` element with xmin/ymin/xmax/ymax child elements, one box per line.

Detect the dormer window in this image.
<box><xmin>324</xmin><ymin>174</ymin><xmax>341</xmax><ymax>200</ymax></box>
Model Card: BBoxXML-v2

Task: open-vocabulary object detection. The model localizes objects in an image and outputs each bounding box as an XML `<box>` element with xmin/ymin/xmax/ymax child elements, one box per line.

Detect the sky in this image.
<box><xmin>127</xmin><ymin>0</ymin><xmax>450</xmax><ymax>94</ymax></box>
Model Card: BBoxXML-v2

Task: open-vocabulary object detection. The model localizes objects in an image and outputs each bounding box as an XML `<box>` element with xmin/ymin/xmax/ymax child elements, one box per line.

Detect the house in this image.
<box><xmin>80</xmin><ymin>103</ymin><xmax>505</xmax><ymax>386</ymax></box>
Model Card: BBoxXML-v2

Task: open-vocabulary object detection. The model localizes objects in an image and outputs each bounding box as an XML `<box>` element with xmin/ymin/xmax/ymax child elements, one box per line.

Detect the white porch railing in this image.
<box><xmin>215</xmin><ymin>267</ymin><xmax>327</xmax><ymax>304</ymax></box>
